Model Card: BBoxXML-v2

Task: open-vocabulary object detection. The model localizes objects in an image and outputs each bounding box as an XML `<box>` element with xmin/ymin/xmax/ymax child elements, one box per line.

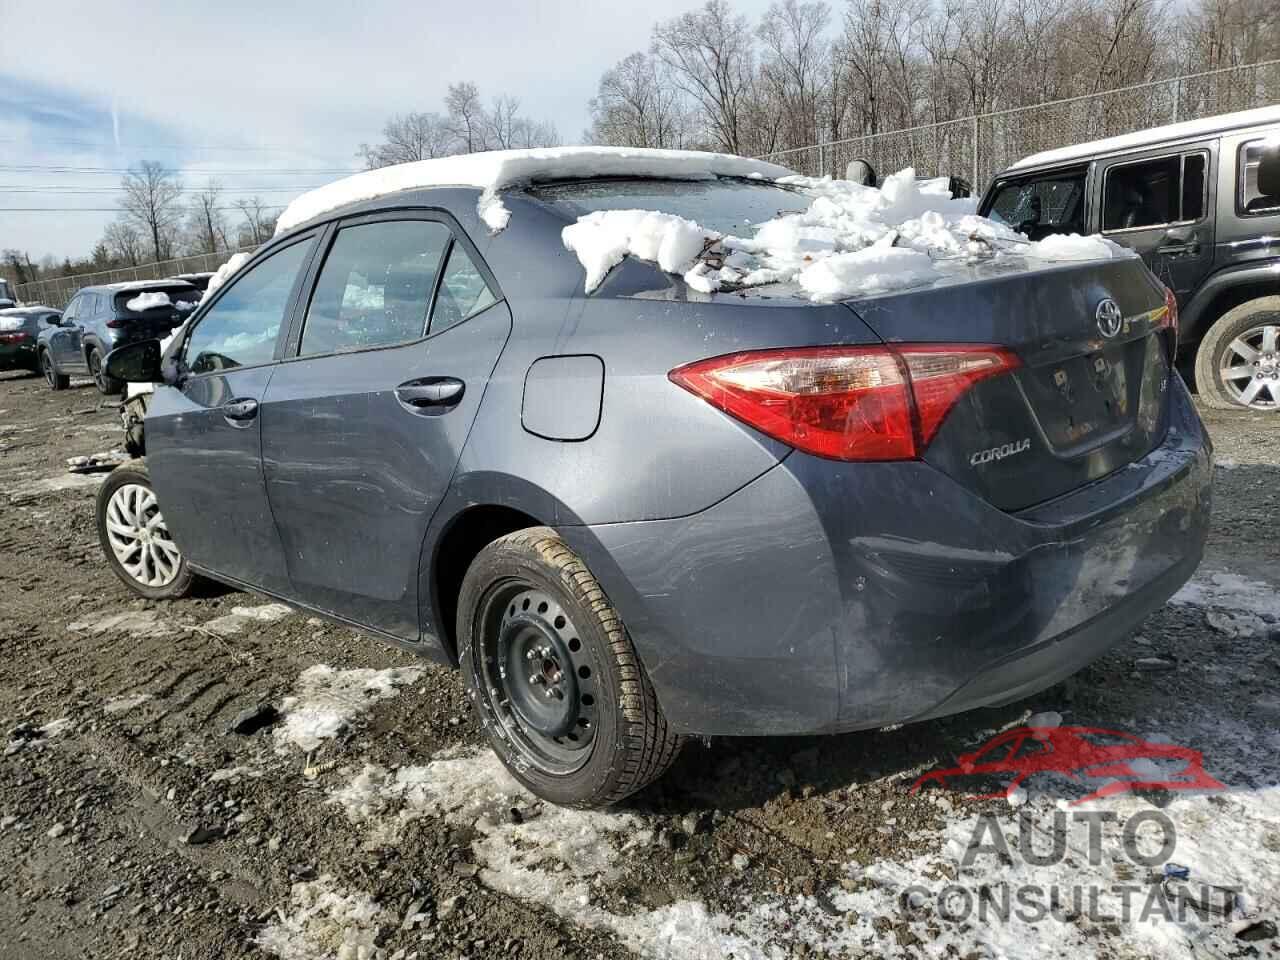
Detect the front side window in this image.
<box><xmin>984</xmin><ymin>169</ymin><xmax>1087</xmax><ymax>240</ymax></box>
<box><xmin>431</xmin><ymin>243</ymin><xmax>498</xmax><ymax>334</ymax></box>
<box><xmin>62</xmin><ymin>296</ymin><xmax>81</xmax><ymax>324</ymax></box>
<box><xmin>1102</xmin><ymin>152</ymin><xmax>1207</xmax><ymax>232</ymax></box>
<box><xmin>185</xmin><ymin>240</ymin><xmax>311</xmax><ymax>375</ymax></box>
<box><xmin>1238</xmin><ymin>137</ymin><xmax>1280</xmax><ymax>216</ymax></box>
<box><xmin>300</xmin><ymin>220</ymin><xmax>451</xmax><ymax>357</ymax></box>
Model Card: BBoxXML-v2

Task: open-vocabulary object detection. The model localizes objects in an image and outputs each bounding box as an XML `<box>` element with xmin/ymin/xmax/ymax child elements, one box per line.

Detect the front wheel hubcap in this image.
<box><xmin>479</xmin><ymin>584</ymin><xmax>598</xmax><ymax>774</ymax></box>
<box><xmin>105</xmin><ymin>483</ymin><xmax>182</xmax><ymax>587</ymax></box>
<box><xmin>1219</xmin><ymin>322</ymin><xmax>1280</xmax><ymax>409</ymax></box>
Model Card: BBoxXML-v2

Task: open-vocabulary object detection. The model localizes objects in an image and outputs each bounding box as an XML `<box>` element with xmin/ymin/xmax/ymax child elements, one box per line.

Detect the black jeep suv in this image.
<box><xmin>980</xmin><ymin>105</ymin><xmax>1280</xmax><ymax>410</ymax></box>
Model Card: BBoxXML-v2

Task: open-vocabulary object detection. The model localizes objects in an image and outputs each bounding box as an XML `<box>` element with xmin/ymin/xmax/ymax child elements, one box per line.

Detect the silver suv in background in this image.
<box><xmin>979</xmin><ymin>105</ymin><xmax>1280</xmax><ymax>410</ymax></box>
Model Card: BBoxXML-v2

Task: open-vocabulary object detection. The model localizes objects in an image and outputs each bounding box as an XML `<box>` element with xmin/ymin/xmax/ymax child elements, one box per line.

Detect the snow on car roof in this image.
<box><xmin>1006</xmin><ymin>104</ymin><xmax>1280</xmax><ymax>172</ymax></box>
<box><xmin>274</xmin><ymin>146</ymin><xmax>797</xmax><ymax>237</ymax></box>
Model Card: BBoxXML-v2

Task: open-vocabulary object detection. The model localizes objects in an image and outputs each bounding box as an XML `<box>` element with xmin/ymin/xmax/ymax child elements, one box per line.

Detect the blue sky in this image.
<box><xmin>0</xmin><ymin>0</ymin><xmax>778</xmax><ymax>261</ymax></box>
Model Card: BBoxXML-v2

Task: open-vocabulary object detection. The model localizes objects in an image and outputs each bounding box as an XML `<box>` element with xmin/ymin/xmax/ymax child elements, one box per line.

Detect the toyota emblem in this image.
<box><xmin>1095</xmin><ymin>298</ymin><xmax>1123</xmax><ymax>338</ymax></box>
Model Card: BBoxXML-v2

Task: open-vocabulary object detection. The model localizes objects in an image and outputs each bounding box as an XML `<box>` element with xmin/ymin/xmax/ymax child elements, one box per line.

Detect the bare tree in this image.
<box><xmin>102</xmin><ymin>221</ymin><xmax>144</xmax><ymax>266</ymax></box>
<box><xmin>588</xmin><ymin>52</ymin><xmax>690</xmax><ymax>147</ymax></box>
<box><xmin>652</xmin><ymin>0</ymin><xmax>757</xmax><ymax>154</ymax></box>
<box><xmin>119</xmin><ymin>161</ymin><xmax>183</xmax><ymax>262</ymax></box>
<box><xmin>358</xmin><ymin>112</ymin><xmax>457</xmax><ymax>169</ymax></box>
<box><xmin>446</xmin><ymin>82</ymin><xmax>487</xmax><ymax>153</ymax></box>
<box><xmin>759</xmin><ymin>0</ymin><xmax>831</xmax><ymax>151</ymax></box>
<box><xmin>234</xmin><ymin>197</ymin><xmax>276</xmax><ymax>246</ymax></box>
<box><xmin>188</xmin><ymin>179</ymin><xmax>227</xmax><ymax>255</ymax></box>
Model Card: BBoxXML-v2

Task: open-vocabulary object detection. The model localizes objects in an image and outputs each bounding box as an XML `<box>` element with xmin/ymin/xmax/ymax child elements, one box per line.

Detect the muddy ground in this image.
<box><xmin>0</xmin><ymin>368</ymin><xmax>1276</xmax><ymax>960</ymax></box>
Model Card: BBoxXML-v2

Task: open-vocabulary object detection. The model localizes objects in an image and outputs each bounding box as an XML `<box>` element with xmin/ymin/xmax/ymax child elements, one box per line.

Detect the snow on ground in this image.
<box><xmin>274</xmin><ymin>664</ymin><xmax>424</xmax><ymax>753</ymax></box>
<box><xmin>1171</xmin><ymin>567</ymin><xmax>1280</xmax><ymax>621</ymax></box>
<box><xmin>256</xmin><ymin>875</ymin><xmax>386</xmax><ymax>960</ymax></box>
<box><xmin>202</xmin><ymin>601</ymin><xmax>294</xmax><ymax>637</ymax></box>
<box><xmin>274</xmin><ymin>146</ymin><xmax>794</xmax><ymax>237</ymax></box>
<box><xmin>560</xmin><ymin>167</ymin><xmax>1132</xmax><ymax>301</ymax></box>
<box><xmin>125</xmin><ymin>292</ymin><xmax>172</xmax><ymax>312</ymax></box>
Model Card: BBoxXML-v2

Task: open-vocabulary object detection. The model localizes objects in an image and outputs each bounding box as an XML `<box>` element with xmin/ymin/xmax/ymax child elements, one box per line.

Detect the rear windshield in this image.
<box><xmin>113</xmin><ymin>286</ymin><xmax>200</xmax><ymax>316</ymax></box>
<box><xmin>527</xmin><ymin>177</ymin><xmax>810</xmax><ymax>235</ymax></box>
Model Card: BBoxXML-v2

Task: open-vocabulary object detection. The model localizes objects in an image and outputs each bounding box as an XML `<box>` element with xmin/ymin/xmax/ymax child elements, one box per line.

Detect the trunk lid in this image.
<box><xmin>845</xmin><ymin>257</ymin><xmax>1173</xmax><ymax>511</ymax></box>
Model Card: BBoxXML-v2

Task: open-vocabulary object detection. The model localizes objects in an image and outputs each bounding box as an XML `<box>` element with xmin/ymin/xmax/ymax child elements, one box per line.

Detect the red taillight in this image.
<box><xmin>0</xmin><ymin>332</ymin><xmax>30</xmax><ymax>344</ymax></box>
<box><xmin>670</xmin><ymin>344</ymin><xmax>1020</xmax><ymax>462</ymax></box>
<box><xmin>1158</xmin><ymin>286</ymin><xmax>1178</xmax><ymax>355</ymax></box>
<box><xmin>106</xmin><ymin>318</ymin><xmax>127</xmax><ymax>329</ymax></box>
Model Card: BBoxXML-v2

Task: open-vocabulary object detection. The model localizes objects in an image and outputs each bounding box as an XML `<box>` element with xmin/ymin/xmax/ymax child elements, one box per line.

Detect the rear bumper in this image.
<box><xmin>0</xmin><ymin>343</ymin><xmax>37</xmax><ymax>369</ymax></box>
<box><xmin>560</xmin><ymin>377</ymin><xmax>1211</xmax><ymax>736</ymax></box>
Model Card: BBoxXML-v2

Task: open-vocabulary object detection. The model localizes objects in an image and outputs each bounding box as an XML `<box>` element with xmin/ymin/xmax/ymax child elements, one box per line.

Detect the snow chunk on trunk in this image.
<box><xmin>561</xmin><ymin>210</ymin><xmax>718</xmax><ymax>293</ymax></box>
<box><xmin>559</xmin><ymin>166</ymin><xmax>1136</xmax><ymax>301</ymax></box>
<box><xmin>275</xmin><ymin>146</ymin><xmax>795</xmax><ymax>237</ymax></box>
<box><xmin>125</xmin><ymin>292</ymin><xmax>171</xmax><ymax>311</ymax></box>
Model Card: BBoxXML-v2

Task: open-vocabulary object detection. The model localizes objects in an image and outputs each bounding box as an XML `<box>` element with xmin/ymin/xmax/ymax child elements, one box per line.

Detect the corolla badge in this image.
<box><xmin>1095</xmin><ymin>298</ymin><xmax>1123</xmax><ymax>338</ymax></box>
<box><xmin>969</xmin><ymin>438</ymin><xmax>1031</xmax><ymax>466</ymax></box>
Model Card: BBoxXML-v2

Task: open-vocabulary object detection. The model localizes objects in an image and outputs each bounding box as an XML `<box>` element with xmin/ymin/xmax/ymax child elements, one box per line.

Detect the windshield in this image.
<box><xmin>983</xmin><ymin>167</ymin><xmax>1088</xmax><ymax>241</ymax></box>
<box><xmin>527</xmin><ymin>177</ymin><xmax>811</xmax><ymax>235</ymax></box>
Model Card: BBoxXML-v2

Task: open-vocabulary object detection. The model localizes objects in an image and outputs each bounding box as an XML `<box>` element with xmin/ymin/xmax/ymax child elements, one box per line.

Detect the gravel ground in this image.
<box><xmin>0</xmin><ymin>368</ymin><xmax>1276</xmax><ymax>960</ymax></box>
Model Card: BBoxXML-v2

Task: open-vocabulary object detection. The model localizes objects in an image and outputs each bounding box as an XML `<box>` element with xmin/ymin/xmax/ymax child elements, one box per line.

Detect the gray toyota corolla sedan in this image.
<box><xmin>97</xmin><ymin>149</ymin><xmax>1211</xmax><ymax>807</ymax></box>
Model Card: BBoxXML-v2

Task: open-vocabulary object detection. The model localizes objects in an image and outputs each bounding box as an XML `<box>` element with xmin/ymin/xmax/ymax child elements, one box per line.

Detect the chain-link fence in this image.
<box><xmin>760</xmin><ymin>60</ymin><xmax>1280</xmax><ymax>193</ymax></box>
<box><xmin>14</xmin><ymin>248</ymin><xmax>258</xmax><ymax>310</ymax></box>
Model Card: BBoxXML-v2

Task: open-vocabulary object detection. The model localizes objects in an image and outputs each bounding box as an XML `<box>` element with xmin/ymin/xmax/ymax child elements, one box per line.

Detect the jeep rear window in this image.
<box><xmin>1238</xmin><ymin>137</ymin><xmax>1280</xmax><ymax>216</ymax></box>
<box><xmin>527</xmin><ymin>177</ymin><xmax>810</xmax><ymax>235</ymax></box>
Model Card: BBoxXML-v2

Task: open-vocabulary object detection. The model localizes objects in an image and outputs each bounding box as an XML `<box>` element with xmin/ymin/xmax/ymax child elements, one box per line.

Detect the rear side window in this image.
<box><xmin>300</xmin><ymin>220</ymin><xmax>451</xmax><ymax>357</ymax></box>
<box><xmin>984</xmin><ymin>169</ymin><xmax>1087</xmax><ymax>239</ymax></box>
<box><xmin>1102</xmin><ymin>152</ymin><xmax>1207</xmax><ymax>232</ymax></box>
<box><xmin>185</xmin><ymin>240</ymin><xmax>311</xmax><ymax>374</ymax></box>
<box><xmin>1238</xmin><ymin>137</ymin><xmax>1280</xmax><ymax>216</ymax></box>
<box><xmin>431</xmin><ymin>243</ymin><xmax>498</xmax><ymax>334</ymax></box>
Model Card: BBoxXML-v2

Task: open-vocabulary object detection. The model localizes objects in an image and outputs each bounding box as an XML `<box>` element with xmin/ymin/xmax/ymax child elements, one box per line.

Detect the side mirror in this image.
<box><xmin>104</xmin><ymin>339</ymin><xmax>163</xmax><ymax>384</ymax></box>
<box><xmin>45</xmin><ymin>315</ymin><xmax>61</xmax><ymax>327</ymax></box>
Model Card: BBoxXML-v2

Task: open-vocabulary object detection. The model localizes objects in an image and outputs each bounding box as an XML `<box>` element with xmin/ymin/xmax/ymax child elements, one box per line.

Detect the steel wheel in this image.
<box><xmin>476</xmin><ymin>581</ymin><xmax>599</xmax><ymax>775</ymax></box>
<box><xmin>104</xmin><ymin>482</ymin><xmax>183</xmax><ymax>588</ymax></box>
<box><xmin>1218</xmin><ymin>323</ymin><xmax>1280</xmax><ymax>409</ymax></box>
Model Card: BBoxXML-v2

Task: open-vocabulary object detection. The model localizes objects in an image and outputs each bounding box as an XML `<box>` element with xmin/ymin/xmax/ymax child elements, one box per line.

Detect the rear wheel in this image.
<box><xmin>96</xmin><ymin>460</ymin><xmax>194</xmax><ymax>599</ymax></box>
<box><xmin>89</xmin><ymin>346</ymin><xmax>123</xmax><ymax>395</ymax></box>
<box><xmin>458</xmin><ymin>527</ymin><xmax>682</xmax><ymax>808</ymax></box>
<box><xmin>1194</xmin><ymin>297</ymin><xmax>1280</xmax><ymax>410</ymax></box>
<box><xmin>41</xmin><ymin>350</ymin><xmax>69</xmax><ymax>391</ymax></box>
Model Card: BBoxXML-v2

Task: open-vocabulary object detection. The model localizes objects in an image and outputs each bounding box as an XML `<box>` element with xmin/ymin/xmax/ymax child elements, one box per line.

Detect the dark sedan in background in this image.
<box><xmin>38</xmin><ymin>279</ymin><xmax>199</xmax><ymax>393</ymax></box>
<box><xmin>0</xmin><ymin>306</ymin><xmax>61</xmax><ymax>375</ymax></box>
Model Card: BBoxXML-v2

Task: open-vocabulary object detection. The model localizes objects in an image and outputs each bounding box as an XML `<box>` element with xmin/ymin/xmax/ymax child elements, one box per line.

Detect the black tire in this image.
<box><xmin>89</xmin><ymin>346</ymin><xmax>124</xmax><ymax>395</ymax></box>
<box><xmin>1194</xmin><ymin>296</ymin><xmax>1280</xmax><ymax>410</ymax></box>
<box><xmin>41</xmin><ymin>350</ymin><xmax>69</xmax><ymax>391</ymax></box>
<box><xmin>458</xmin><ymin>527</ymin><xmax>682</xmax><ymax>808</ymax></box>
<box><xmin>96</xmin><ymin>460</ymin><xmax>195</xmax><ymax>600</ymax></box>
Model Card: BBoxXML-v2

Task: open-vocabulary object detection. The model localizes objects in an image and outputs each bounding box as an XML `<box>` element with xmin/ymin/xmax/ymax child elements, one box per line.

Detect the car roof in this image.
<box><xmin>80</xmin><ymin>279</ymin><xmax>200</xmax><ymax>295</ymax></box>
<box><xmin>0</xmin><ymin>306</ymin><xmax>58</xmax><ymax>315</ymax></box>
<box><xmin>1005</xmin><ymin>104</ymin><xmax>1280</xmax><ymax>174</ymax></box>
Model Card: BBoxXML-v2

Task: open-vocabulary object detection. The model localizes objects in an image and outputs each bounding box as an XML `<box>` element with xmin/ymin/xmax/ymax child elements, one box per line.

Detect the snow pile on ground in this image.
<box><xmin>256</xmin><ymin>875</ymin><xmax>385</xmax><ymax>960</ymax></box>
<box><xmin>274</xmin><ymin>146</ymin><xmax>794</xmax><ymax>237</ymax></box>
<box><xmin>203</xmin><ymin>601</ymin><xmax>294</xmax><ymax>637</ymax></box>
<box><xmin>1171</xmin><ymin>568</ymin><xmax>1280</xmax><ymax>620</ymax></box>
<box><xmin>560</xmin><ymin>167</ymin><xmax>1133</xmax><ymax>301</ymax></box>
<box><xmin>275</xmin><ymin>664</ymin><xmax>424</xmax><ymax>752</ymax></box>
<box><xmin>126</xmin><ymin>292</ymin><xmax>172</xmax><ymax>311</ymax></box>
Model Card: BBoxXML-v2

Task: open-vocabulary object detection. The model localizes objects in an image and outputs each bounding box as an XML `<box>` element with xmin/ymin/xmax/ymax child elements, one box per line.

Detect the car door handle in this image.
<box><xmin>1157</xmin><ymin>230</ymin><xmax>1200</xmax><ymax>256</ymax></box>
<box><xmin>221</xmin><ymin>398</ymin><xmax>259</xmax><ymax>423</ymax></box>
<box><xmin>395</xmin><ymin>377</ymin><xmax>465</xmax><ymax>412</ymax></box>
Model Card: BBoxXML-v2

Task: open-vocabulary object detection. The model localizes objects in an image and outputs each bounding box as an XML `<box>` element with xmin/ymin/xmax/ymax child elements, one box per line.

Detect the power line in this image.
<box><xmin>1</xmin><ymin>206</ymin><xmax>286</xmax><ymax>213</ymax></box>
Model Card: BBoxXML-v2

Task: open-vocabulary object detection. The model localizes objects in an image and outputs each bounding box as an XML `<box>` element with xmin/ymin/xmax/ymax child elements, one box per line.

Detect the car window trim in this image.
<box><xmin>293</xmin><ymin>213</ymin><xmax>453</xmax><ymax>359</ymax></box>
<box><xmin>1235</xmin><ymin>135</ymin><xmax>1280</xmax><ymax>219</ymax></box>
<box><xmin>280</xmin><ymin>206</ymin><xmax>505</xmax><ymax>365</ymax></box>
<box><xmin>1100</xmin><ymin>148</ymin><xmax>1210</xmax><ymax>235</ymax></box>
<box><xmin>177</xmin><ymin>231</ymin><xmax>322</xmax><ymax>382</ymax></box>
